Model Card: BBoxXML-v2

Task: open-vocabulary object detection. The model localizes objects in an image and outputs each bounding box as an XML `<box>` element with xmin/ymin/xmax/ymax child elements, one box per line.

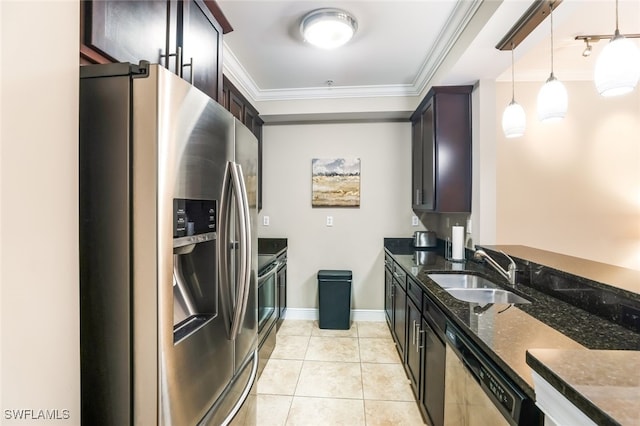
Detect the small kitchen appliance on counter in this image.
<box><xmin>413</xmin><ymin>230</ymin><xmax>437</xmax><ymax>248</ymax></box>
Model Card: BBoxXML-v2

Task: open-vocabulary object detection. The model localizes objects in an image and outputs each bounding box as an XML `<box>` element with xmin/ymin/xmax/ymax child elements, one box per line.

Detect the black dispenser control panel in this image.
<box><xmin>173</xmin><ymin>199</ymin><xmax>216</xmax><ymax>238</ymax></box>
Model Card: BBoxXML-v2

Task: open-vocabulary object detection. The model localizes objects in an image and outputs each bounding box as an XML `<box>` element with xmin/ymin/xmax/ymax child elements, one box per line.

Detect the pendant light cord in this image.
<box><xmin>550</xmin><ymin>5</ymin><xmax>555</xmax><ymax>77</ymax></box>
<box><xmin>511</xmin><ymin>42</ymin><xmax>516</xmax><ymax>103</ymax></box>
<box><xmin>615</xmin><ymin>0</ymin><xmax>620</xmax><ymax>36</ymax></box>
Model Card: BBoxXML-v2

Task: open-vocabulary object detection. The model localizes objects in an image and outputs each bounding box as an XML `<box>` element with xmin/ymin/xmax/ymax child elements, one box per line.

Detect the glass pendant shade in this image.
<box><xmin>537</xmin><ymin>75</ymin><xmax>568</xmax><ymax>122</ymax></box>
<box><xmin>502</xmin><ymin>100</ymin><xmax>526</xmax><ymax>138</ymax></box>
<box><xmin>594</xmin><ymin>32</ymin><xmax>640</xmax><ymax>97</ymax></box>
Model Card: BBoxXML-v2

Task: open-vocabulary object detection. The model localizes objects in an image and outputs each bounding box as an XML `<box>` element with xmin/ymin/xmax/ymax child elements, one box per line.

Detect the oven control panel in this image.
<box><xmin>173</xmin><ymin>199</ymin><xmax>216</xmax><ymax>237</ymax></box>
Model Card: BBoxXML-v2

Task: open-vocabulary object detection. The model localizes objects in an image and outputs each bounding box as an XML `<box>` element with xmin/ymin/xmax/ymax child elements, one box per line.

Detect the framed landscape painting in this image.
<box><xmin>312</xmin><ymin>158</ymin><xmax>361</xmax><ymax>207</ymax></box>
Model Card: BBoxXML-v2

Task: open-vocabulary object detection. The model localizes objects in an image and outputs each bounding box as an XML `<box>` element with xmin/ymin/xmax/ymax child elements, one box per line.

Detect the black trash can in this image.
<box><xmin>318</xmin><ymin>270</ymin><xmax>352</xmax><ymax>330</ymax></box>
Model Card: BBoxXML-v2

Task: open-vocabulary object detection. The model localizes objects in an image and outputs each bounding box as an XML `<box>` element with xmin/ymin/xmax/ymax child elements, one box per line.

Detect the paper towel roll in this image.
<box><xmin>451</xmin><ymin>226</ymin><xmax>465</xmax><ymax>260</ymax></box>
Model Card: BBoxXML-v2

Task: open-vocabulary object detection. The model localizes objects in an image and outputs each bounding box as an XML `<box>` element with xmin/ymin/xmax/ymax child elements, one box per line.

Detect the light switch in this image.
<box><xmin>263</xmin><ymin>216</ymin><xmax>270</xmax><ymax>226</ymax></box>
<box><xmin>412</xmin><ymin>215</ymin><xmax>419</xmax><ymax>226</ymax></box>
<box><xmin>326</xmin><ymin>216</ymin><xmax>333</xmax><ymax>227</ymax></box>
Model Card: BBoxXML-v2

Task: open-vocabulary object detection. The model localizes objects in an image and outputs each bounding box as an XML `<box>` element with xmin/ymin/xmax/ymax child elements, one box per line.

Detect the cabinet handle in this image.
<box><xmin>415</xmin><ymin>189</ymin><xmax>422</xmax><ymax>205</ymax></box>
<box><xmin>160</xmin><ymin>48</ymin><xmax>181</xmax><ymax>73</ymax></box>
<box><xmin>418</xmin><ymin>329</ymin><xmax>426</xmax><ymax>351</ymax></box>
<box><xmin>412</xmin><ymin>320</ymin><xmax>417</xmax><ymax>345</ymax></box>
<box><xmin>183</xmin><ymin>57</ymin><xmax>194</xmax><ymax>84</ymax></box>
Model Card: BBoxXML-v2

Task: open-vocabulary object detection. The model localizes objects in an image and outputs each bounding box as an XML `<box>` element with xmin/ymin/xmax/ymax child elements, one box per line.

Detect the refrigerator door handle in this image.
<box><xmin>234</xmin><ymin>163</ymin><xmax>252</xmax><ymax>333</ymax></box>
<box><xmin>218</xmin><ymin>162</ymin><xmax>234</xmax><ymax>338</ymax></box>
<box><xmin>229</xmin><ymin>162</ymin><xmax>248</xmax><ymax>340</ymax></box>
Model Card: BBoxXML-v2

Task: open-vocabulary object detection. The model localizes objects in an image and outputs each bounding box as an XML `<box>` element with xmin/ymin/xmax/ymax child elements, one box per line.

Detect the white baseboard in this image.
<box><xmin>284</xmin><ymin>308</ymin><xmax>385</xmax><ymax>322</ymax></box>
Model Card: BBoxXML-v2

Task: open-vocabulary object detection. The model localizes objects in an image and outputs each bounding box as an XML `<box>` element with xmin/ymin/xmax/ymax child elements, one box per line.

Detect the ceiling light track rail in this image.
<box><xmin>575</xmin><ymin>34</ymin><xmax>640</xmax><ymax>42</ymax></box>
<box><xmin>495</xmin><ymin>0</ymin><xmax>563</xmax><ymax>51</ymax></box>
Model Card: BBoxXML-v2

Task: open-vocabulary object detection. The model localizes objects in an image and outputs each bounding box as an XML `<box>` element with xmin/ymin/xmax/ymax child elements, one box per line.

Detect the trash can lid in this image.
<box><xmin>318</xmin><ymin>270</ymin><xmax>352</xmax><ymax>280</ymax></box>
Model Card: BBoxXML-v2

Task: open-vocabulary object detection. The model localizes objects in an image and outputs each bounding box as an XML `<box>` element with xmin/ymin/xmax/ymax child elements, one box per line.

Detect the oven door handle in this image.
<box><xmin>258</xmin><ymin>262</ymin><xmax>279</xmax><ymax>282</ymax></box>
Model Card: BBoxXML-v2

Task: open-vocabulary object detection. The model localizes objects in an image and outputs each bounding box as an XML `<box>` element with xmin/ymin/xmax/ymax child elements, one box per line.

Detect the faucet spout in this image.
<box><xmin>473</xmin><ymin>249</ymin><xmax>517</xmax><ymax>285</ymax></box>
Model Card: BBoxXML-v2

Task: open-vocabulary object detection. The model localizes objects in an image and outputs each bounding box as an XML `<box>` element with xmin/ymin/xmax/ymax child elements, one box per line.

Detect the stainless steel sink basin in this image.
<box><xmin>427</xmin><ymin>273</ymin><xmax>530</xmax><ymax>305</ymax></box>
<box><xmin>445</xmin><ymin>288</ymin><xmax>530</xmax><ymax>305</ymax></box>
<box><xmin>427</xmin><ymin>273</ymin><xmax>501</xmax><ymax>289</ymax></box>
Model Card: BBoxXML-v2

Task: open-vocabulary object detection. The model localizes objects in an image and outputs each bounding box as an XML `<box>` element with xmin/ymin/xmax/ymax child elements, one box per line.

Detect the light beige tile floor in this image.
<box><xmin>253</xmin><ymin>320</ymin><xmax>427</xmax><ymax>426</ymax></box>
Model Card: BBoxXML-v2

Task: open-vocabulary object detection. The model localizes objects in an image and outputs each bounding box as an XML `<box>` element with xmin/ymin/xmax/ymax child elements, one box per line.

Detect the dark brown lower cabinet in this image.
<box><xmin>392</xmin><ymin>274</ymin><xmax>406</xmax><ymax>359</ymax></box>
<box><xmin>406</xmin><ymin>296</ymin><xmax>422</xmax><ymax>396</ymax></box>
<box><xmin>421</xmin><ymin>317</ymin><xmax>446</xmax><ymax>426</ymax></box>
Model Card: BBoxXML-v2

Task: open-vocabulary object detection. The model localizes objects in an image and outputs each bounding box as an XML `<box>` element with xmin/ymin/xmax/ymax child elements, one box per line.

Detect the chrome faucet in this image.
<box><xmin>473</xmin><ymin>249</ymin><xmax>517</xmax><ymax>285</ymax></box>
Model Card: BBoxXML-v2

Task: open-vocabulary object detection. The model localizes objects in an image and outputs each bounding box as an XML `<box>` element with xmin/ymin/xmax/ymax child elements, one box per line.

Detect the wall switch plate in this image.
<box><xmin>263</xmin><ymin>216</ymin><xmax>270</xmax><ymax>226</ymax></box>
<box><xmin>412</xmin><ymin>215</ymin><xmax>419</xmax><ymax>226</ymax></box>
<box><xmin>326</xmin><ymin>216</ymin><xmax>333</xmax><ymax>227</ymax></box>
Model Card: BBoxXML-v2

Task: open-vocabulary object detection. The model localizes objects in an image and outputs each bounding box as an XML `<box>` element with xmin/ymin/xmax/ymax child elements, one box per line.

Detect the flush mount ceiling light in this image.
<box><xmin>502</xmin><ymin>43</ymin><xmax>526</xmax><ymax>138</ymax></box>
<box><xmin>537</xmin><ymin>5</ymin><xmax>568</xmax><ymax>123</ymax></box>
<box><xmin>591</xmin><ymin>0</ymin><xmax>640</xmax><ymax>97</ymax></box>
<box><xmin>300</xmin><ymin>8</ymin><xmax>358</xmax><ymax>49</ymax></box>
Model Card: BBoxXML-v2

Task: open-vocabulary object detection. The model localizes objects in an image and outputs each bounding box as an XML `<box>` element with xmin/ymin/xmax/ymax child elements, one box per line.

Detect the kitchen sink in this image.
<box><xmin>427</xmin><ymin>273</ymin><xmax>501</xmax><ymax>289</ymax></box>
<box><xmin>427</xmin><ymin>273</ymin><xmax>530</xmax><ymax>305</ymax></box>
<box><xmin>445</xmin><ymin>288</ymin><xmax>530</xmax><ymax>305</ymax></box>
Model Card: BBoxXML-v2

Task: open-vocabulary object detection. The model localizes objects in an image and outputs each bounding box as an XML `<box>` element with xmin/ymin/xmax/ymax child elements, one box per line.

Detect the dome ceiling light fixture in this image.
<box><xmin>300</xmin><ymin>8</ymin><xmax>358</xmax><ymax>50</ymax></box>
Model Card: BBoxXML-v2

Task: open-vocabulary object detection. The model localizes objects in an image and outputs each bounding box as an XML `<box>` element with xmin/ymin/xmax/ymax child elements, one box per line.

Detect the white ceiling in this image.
<box><xmin>218</xmin><ymin>0</ymin><xmax>640</xmax><ymax>105</ymax></box>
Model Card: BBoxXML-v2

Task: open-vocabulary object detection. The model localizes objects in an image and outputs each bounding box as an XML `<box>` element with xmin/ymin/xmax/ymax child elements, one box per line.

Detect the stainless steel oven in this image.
<box><xmin>258</xmin><ymin>260</ymin><xmax>278</xmax><ymax>336</ymax></box>
<box><xmin>256</xmin><ymin>258</ymin><xmax>278</xmax><ymax>378</ymax></box>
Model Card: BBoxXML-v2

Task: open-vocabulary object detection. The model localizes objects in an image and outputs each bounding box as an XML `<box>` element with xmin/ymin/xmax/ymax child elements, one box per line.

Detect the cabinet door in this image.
<box><xmin>434</xmin><ymin>93</ymin><xmax>471</xmax><ymax>212</ymax></box>
<box><xmin>277</xmin><ymin>264</ymin><xmax>287</xmax><ymax>320</ymax></box>
<box><xmin>392</xmin><ymin>280</ymin><xmax>406</xmax><ymax>358</ymax></box>
<box><xmin>384</xmin><ymin>266</ymin><xmax>394</xmax><ymax>327</ymax></box>
<box><xmin>406</xmin><ymin>297</ymin><xmax>421</xmax><ymax>396</ymax></box>
<box><xmin>411</xmin><ymin>115</ymin><xmax>423</xmax><ymax>207</ymax></box>
<box><xmin>180</xmin><ymin>0</ymin><xmax>223</xmax><ymax>101</ymax></box>
<box><xmin>84</xmin><ymin>0</ymin><xmax>169</xmax><ymax>64</ymax></box>
<box><xmin>421</xmin><ymin>102</ymin><xmax>435</xmax><ymax>210</ymax></box>
<box><xmin>228</xmin><ymin>91</ymin><xmax>245</xmax><ymax>121</ymax></box>
<box><xmin>422</xmin><ymin>319</ymin><xmax>445</xmax><ymax>426</ymax></box>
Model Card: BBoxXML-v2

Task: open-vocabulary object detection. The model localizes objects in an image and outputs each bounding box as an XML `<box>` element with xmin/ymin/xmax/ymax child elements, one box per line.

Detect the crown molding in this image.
<box><xmin>412</xmin><ymin>0</ymin><xmax>484</xmax><ymax>94</ymax></box>
<box><xmin>222</xmin><ymin>0</ymin><xmax>483</xmax><ymax>103</ymax></box>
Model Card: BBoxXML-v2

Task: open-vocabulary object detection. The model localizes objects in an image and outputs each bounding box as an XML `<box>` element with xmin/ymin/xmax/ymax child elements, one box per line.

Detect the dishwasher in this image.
<box><xmin>444</xmin><ymin>321</ymin><xmax>542</xmax><ymax>426</ymax></box>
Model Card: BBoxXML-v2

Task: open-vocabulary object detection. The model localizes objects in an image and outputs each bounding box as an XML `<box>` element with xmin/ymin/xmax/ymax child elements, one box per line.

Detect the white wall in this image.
<box><xmin>1</xmin><ymin>1</ymin><xmax>80</xmax><ymax>423</ymax></box>
<box><xmin>495</xmin><ymin>81</ymin><xmax>640</xmax><ymax>271</ymax></box>
<box><xmin>259</xmin><ymin>122</ymin><xmax>417</xmax><ymax>315</ymax></box>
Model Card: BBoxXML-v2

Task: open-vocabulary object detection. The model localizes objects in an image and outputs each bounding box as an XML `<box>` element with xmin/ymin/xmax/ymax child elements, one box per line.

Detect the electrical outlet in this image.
<box><xmin>326</xmin><ymin>216</ymin><xmax>333</xmax><ymax>227</ymax></box>
<box><xmin>412</xmin><ymin>215</ymin><xmax>419</xmax><ymax>226</ymax></box>
<box><xmin>466</xmin><ymin>218</ymin><xmax>472</xmax><ymax>234</ymax></box>
<box><xmin>263</xmin><ymin>216</ymin><xmax>270</xmax><ymax>226</ymax></box>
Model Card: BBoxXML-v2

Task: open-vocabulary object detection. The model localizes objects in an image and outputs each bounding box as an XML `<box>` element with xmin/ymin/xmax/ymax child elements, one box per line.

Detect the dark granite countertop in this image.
<box><xmin>527</xmin><ymin>349</ymin><xmax>640</xmax><ymax>426</ymax></box>
<box><xmin>384</xmin><ymin>238</ymin><xmax>640</xmax><ymax>407</ymax></box>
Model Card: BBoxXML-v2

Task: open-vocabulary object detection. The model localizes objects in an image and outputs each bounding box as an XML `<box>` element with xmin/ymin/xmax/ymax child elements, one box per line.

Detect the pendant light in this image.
<box><xmin>502</xmin><ymin>43</ymin><xmax>526</xmax><ymax>138</ymax></box>
<box><xmin>537</xmin><ymin>5</ymin><xmax>568</xmax><ymax>123</ymax></box>
<box><xmin>594</xmin><ymin>0</ymin><xmax>640</xmax><ymax>97</ymax></box>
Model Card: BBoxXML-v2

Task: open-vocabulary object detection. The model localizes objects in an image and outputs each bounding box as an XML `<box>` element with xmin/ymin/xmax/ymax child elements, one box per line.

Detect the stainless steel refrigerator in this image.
<box><xmin>79</xmin><ymin>62</ymin><xmax>258</xmax><ymax>425</ymax></box>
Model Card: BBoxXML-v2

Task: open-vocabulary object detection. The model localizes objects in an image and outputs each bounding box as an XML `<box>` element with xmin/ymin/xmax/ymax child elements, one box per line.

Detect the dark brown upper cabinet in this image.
<box><xmin>410</xmin><ymin>86</ymin><xmax>472</xmax><ymax>213</ymax></box>
<box><xmin>81</xmin><ymin>0</ymin><xmax>232</xmax><ymax>102</ymax></box>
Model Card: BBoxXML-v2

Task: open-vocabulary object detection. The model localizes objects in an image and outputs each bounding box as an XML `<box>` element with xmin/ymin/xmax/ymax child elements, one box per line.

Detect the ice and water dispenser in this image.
<box><xmin>172</xmin><ymin>198</ymin><xmax>217</xmax><ymax>343</ymax></box>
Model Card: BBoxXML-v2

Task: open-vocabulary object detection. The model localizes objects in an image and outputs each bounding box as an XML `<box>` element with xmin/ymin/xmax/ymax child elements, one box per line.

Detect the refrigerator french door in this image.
<box><xmin>80</xmin><ymin>62</ymin><xmax>258</xmax><ymax>425</ymax></box>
